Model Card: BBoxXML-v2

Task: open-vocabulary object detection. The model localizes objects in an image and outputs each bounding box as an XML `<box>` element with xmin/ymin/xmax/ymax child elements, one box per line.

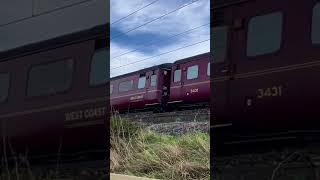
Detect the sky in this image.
<box><xmin>110</xmin><ymin>0</ymin><xmax>210</xmax><ymax>77</ymax></box>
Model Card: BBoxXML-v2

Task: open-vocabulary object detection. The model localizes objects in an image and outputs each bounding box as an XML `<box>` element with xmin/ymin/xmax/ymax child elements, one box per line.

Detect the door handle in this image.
<box><xmin>221</xmin><ymin>68</ymin><xmax>228</xmax><ymax>73</ymax></box>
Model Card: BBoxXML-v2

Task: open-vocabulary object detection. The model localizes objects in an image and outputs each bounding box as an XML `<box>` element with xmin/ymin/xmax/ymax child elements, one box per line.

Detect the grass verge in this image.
<box><xmin>110</xmin><ymin>115</ymin><xmax>210</xmax><ymax>180</ymax></box>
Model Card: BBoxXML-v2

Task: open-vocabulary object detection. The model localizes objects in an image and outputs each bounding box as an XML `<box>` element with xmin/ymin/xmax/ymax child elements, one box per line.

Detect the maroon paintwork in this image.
<box><xmin>110</xmin><ymin>64</ymin><xmax>172</xmax><ymax>112</ymax></box>
<box><xmin>0</xmin><ymin>26</ymin><xmax>108</xmax><ymax>157</ymax></box>
<box><xmin>110</xmin><ymin>53</ymin><xmax>211</xmax><ymax>113</ymax></box>
<box><xmin>212</xmin><ymin>0</ymin><xmax>320</xmax><ymax>134</ymax></box>
<box><xmin>169</xmin><ymin>53</ymin><xmax>210</xmax><ymax>107</ymax></box>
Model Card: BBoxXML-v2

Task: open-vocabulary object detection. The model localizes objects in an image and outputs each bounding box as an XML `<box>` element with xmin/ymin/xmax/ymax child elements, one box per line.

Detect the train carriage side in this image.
<box><xmin>213</xmin><ymin>0</ymin><xmax>320</xmax><ymax>134</ymax></box>
<box><xmin>169</xmin><ymin>53</ymin><xmax>210</xmax><ymax>109</ymax></box>
<box><xmin>0</xmin><ymin>25</ymin><xmax>109</xmax><ymax>157</ymax></box>
<box><xmin>110</xmin><ymin>63</ymin><xmax>172</xmax><ymax>113</ymax></box>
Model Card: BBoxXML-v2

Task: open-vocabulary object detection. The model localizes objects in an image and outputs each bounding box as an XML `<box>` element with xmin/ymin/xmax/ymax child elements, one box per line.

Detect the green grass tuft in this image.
<box><xmin>110</xmin><ymin>116</ymin><xmax>210</xmax><ymax>180</ymax></box>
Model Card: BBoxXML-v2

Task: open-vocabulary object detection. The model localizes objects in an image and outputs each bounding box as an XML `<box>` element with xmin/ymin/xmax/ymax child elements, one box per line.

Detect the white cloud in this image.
<box><xmin>110</xmin><ymin>0</ymin><xmax>210</xmax><ymax>77</ymax></box>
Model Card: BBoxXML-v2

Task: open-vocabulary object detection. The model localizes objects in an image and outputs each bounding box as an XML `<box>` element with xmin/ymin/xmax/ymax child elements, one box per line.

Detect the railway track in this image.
<box><xmin>213</xmin><ymin>141</ymin><xmax>320</xmax><ymax>180</ymax></box>
<box><xmin>115</xmin><ymin>108</ymin><xmax>210</xmax><ymax>124</ymax></box>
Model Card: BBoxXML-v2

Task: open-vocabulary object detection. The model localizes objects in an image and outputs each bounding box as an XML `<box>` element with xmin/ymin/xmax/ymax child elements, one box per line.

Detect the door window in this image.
<box><xmin>110</xmin><ymin>84</ymin><xmax>113</xmax><ymax>94</ymax></box>
<box><xmin>187</xmin><ymin>65</ymin><xmax>199</xmax><ymax>80</ymax></box>
<box><xmin>138</xmin><ymin>76</ymin><xmax>146</xmax><ymax>89</ymax></box>
<box><xmin>151</xmin><ymin>74</ymin><xmax>157</xmax><ymax>86</ymax></box>
<box><xmin>90</xmin><ymin>48</ymin><xmax>108</xmax><ymax>86</ymax></box>
<box><xmin>247</xmin><ymin>12</ymin><xmax>283</xmax><ymax>56</ymax></box>
<box><xmin>0</xmin><ymin>73</ymin><xmax>9</xmax><ymax>103</ymax></box>
<box><xmin>312</xmin><ymin>3</ymin><xmax>320</xmax><ymax>44</ymax></box>
<box><xmin>212</xmin><ymin>26</ymin><xmax>228</xmax><ymax>63</ymax></box>
<box><xmin>174</xmin><ymin>69</ymin><xmax>181</xmax><ymax>82</ymax></box>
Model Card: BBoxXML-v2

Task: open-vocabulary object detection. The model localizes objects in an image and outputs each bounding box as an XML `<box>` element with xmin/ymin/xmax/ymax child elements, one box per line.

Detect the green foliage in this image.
<box><xmin>110</xmin><ymin>115</ymin><xmax>139</xmax><ymax>139</ymax></box>
<box><xmin>110</xmin><ymin>117</ymin><xmax>210</xmax><ymax>180</ymax></box>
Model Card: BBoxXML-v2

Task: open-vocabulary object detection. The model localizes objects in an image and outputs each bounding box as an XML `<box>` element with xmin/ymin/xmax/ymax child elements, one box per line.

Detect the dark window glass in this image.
<box><xmin>90</xmin><ymin>48</ymin><xmax>108</xmax><ymax>85</ymax></box>
<box><xmin>27</xmin><ymin>59</ymin><xmax>73</xmax><ymax>97</ymax></box>
<box><xmin>119</xmin><ymin>80</ymin><xmax>133</xmax><ymax>92</ymax></box>
<box><xmin>187</xmin><ymin>65</ymin><xmax>199</xmax><ymax>80</ymax></box>
<box><xmin>174</xmin><ymin>69</ymin><xmax>181</xmax><ymax>82</ymax></box>
<box><xmin>212</xmin><ymin>26</ymin><xmax>228</xmax><ymax>63</ymax></box>
<box><xmin>0</xmin><ymin>73</ymin><xmax>10</xmax><ymax>103</ymax></box>
<box><xmin>207</xmin><ymin>63</ymin><xmax>210</xmax><ymax>76</ymax></box>
<box><xmin>138</xmin><ymin>76</ymin><xmax>146</xmax><ymax>89</ymax></box>
<box><xmin>151</xmin><ymin>74</ymin><xmax>157</xmax><ymax>86</ymax></box>
<box><xmin>312</xmin><ymin>3</ymin><xmax>320</xmax><ymax>44</ymax></box>
<box><xmin>247</xmin><ymin>12</ymin><xmax>283</xmax><ymax>56</ymax></box>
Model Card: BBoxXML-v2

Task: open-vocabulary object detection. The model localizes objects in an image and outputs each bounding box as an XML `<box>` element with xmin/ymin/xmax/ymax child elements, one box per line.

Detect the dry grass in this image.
<box><xmin>110</xmin><ymin>115</ymin><xmax>210</xmax><ymax>180</ymax></box>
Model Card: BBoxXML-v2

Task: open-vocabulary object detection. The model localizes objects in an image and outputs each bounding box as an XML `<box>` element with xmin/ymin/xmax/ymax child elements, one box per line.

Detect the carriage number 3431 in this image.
<box><xmin>257</xmin><ymin>86</ymin><xmax>282</xmax><ymax>98</ymax></box>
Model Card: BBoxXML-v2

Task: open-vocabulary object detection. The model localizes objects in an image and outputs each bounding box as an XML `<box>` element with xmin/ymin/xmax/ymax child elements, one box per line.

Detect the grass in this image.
<box><xmin>110</xmin><ymin>115</ymin><xmax>210</xmax><ymax>180</ymax></box>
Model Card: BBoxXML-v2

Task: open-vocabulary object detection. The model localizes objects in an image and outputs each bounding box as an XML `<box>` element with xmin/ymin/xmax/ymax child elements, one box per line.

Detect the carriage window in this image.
<box><xmin>187</xmin><ymin>65</ymin><xmax>199</xmax><ymax>80</ymax></box>
<box><xmin>90</xmin><ymin>48</ymin><xmax>108</xmax><ymax>85</ymax></box>
<box><xmin>312</xmin><ymin>3</ymin><xmax>320</xmax><ymax>44</ymax></box>
<box><xmin>207</xmin><ymin>63</ymin><xmax>210</xmax><ymax>76</ymax></box>
<box><xmin>174</xmin><ymin>69</ymin><xmax>181</xmax><ymax>82</ymax></box>
<box><xmin>119</xmin><ymin>80</ymin><xmax>133</xmax><ymax>92</ymax></box>
<box><xmin>247</xmin><ymin>12</ymin><xmax>283</xmax><ymax>56</ymax></box>
<box><xmin>138</xmin><ymin>76</ymin><xmax>146</xmax><ymax>89</ymax></box>
<box><xmin>151</xmin><ymin>75</ymin><xmax>157</xmax><ymax>86</ymax></box>
<box><xmin>27</xmin><ymin>59</ymin><xmax>73</xmax><ymax>97</ymax></box>
<box><xmin>0</xmin><ymin>73</ymin><xmax>9</xmax><ymax>103</ymax></box>
<box><xmin>212</xmin><ymin>26</ymin><xmax>228</xmax><ymax>63</ymax></box>
<box><xmin>110</xmin><ymin>84</ymin><xmax>113</xmax><ymax>94</ymax></box>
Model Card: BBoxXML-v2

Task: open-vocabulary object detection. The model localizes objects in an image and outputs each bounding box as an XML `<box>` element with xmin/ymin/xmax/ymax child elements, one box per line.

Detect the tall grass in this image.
<box><xmin>110</xmin><ymin>115</ymin><xmax>210</xmax><ymax>180</ymax></box>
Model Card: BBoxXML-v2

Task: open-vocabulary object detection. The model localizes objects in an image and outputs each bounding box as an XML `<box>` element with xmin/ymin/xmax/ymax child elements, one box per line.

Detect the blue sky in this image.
<box><xmin>110</xmin><ymin>0</ymin><xmax>210</xmax><ymax>77</ymax></box>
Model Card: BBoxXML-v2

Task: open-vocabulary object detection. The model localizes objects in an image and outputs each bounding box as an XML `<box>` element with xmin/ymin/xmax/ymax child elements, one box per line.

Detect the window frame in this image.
<box><xmin>150</xmin><ymin>74</ymin><xmax>157</xmax><ymax>87</ymax></box>
<box><xmin>207</xmin><ymin>62</ymin><xmax>210</xmax><ymax>76</ymax></box>
<box><xmin>187</xmin><ymin>65</ymin><xmax>199</xmax><ymax>80</ymax></box>
<box><xmin>26</xmin><ymin>58</ymin><xmax>75</xmax><ymax>98</ymax></box>
<box><xmin>89</xmin><ymin>48</ymin><xmax>108</xmax><ymax>87</ymax></box>
<box><xmin>173</xmin><ymin>69</ymin><xmax>182</xmax><ymax>82</ymax></box>
<box><xmin>212</xmin><ymin>25</ymin><xmax>229</xmax><ymax>64</ymax></box>
<box><xmin>118</xmin><ymin>79</ymin><xmax>134</xmax><ymax>93</ymax></box>
<box><xmin>110</xmin><ymin>84</ymin><xmax>113</xmax><ymax>94</ymax></box>
<box><xmin>138</xmin><ymin>75</ymin><xmax>146</xmax><ymax>89</ymax></box>
<box><xmin>0</xmin><ymin>72</ymin><xmax>10</xmax><ymax>104</ymax></box>
<box><xmin>246</xmin><ymin>11</ymin><xmax>284</xmax><ymax>57</ymax></box>
<box><xmin>312</xmin><ymin>3</ymin><xmax>320</xmax><ymax>45</ymax></box>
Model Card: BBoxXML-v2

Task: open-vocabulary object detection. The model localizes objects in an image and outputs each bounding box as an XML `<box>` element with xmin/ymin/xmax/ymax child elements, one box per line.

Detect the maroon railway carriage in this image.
<box><xmin>169</xmin><ymin>53</ymin><xmax>210</xmax><ymax>109</ymax></box>
<box><xmin>110</xmin><ymin>63</ymin><xmax>172</xmax><ymax>113</ymax></box>
<box><xmin>0</xmin><ymin>25</ymin><xmax>108</xmax><ymax>158</ymax></box>
<box><xmin>212</xmin><ymin>0</ymin><xmax>320</xmax><ymax>134</ymax></box>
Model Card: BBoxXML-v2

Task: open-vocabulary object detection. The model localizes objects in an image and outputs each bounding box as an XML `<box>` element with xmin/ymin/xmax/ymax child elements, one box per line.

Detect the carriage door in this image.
<box><xmin>229</xmin><ymin>1</ymin><xmax>289</xmax><ymax>128</ymax></box>
<box><xmin>211</xmin><ymin>9</ymin><xmax>232</xmax><ymax>126</ymax></box>
<box><xmin>171</xmin><ymin>64</ymin><xmax>183</xmax><ymax>103</ymax></box>
<box><xmin>161</xmin><ymin>68</ymin><xmax>171</xmax><ymax>104</ymax></box>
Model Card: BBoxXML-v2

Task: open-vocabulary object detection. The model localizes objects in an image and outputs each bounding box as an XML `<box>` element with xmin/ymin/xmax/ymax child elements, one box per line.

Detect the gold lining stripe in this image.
<box><xmin>111</xmin><ymin>90</ymin><xmax>160</xmax><ymax>100</ymax></box>
<box><xmin>236</xmin><ymin>61</ymin><xmax>320</xmax><ymax>79</ymax></box>
<box><xmin>213</xmin><ymin>60</ymin><xmax>320</xmax><ymax>82</ymax></box>
<box><xmin>213</xmin><ymin>76</ymin><xmax>229</xmax><ymax>82</ymax></box>
<box><xmin>0</xmin><ymin>96</ymin><xmax>108</xmax><ymax>119</ymax></box>
<box><xmin>211</xmin><ymin>123</ymin><xmax>232</xmax><ymax>128</ymax></box>
<box><xmin>171</xmin><ymin>80</ymin><xmax>210</xmax><ymax>89</ymax></box>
